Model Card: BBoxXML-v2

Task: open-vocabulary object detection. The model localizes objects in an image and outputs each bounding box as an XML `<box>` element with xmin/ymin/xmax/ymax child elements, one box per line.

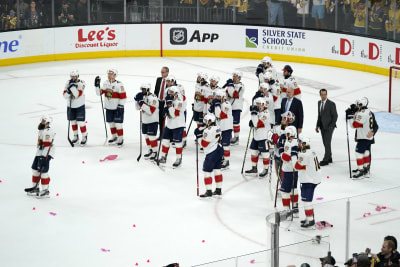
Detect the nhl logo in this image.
<box><xmin>170</xmin><ymin>28</ymin><xmax>187</xmax><ymax>45</ymax></box>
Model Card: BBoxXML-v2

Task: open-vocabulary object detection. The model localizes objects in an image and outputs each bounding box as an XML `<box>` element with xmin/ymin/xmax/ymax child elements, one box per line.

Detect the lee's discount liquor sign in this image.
<box><xmin>75</xmin><ymin>27</ymin><xmax>118</xmax><ymax>48</ymax></box>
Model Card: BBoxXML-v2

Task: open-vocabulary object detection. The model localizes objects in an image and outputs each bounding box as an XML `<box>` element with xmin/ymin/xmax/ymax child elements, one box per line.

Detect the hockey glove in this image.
<box><xmin>166</xmin><ymin>99</ymin><xmax>173</xmax><ymax>107</ymax></box>
<box><xmin>134</xmin><ymin>92</ymin><xmax>143</xmax><ymax>102</ymax></box>
<box><xmin>251</xmin><ymin>110</ymin><xmax>258</xmax><ymax>116</ymax></box>
<box><xmin>194</xmin><ymin>128</ymin><xmax>203</xmax><ymax>138</ymax></box>
<box><xmin>94</xmin><ymin>76</ymin><xmax>101</xmax><ymax>88</ymax></box>
<box><xmin>222</xmin><ymin>79</ymin><xmax>234</xmax><ymax>88</ymax></box>
<box><xmin>249</xmin><ymin>120</ymin><xmax>254</xmax><ymax>128</ymax></box>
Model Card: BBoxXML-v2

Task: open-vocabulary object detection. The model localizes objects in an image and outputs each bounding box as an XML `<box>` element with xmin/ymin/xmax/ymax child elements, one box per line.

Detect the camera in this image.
<box><xmin>345</xmin><ymin>103</ymin><xmax>357</xmax><ymax>118</ymax></box>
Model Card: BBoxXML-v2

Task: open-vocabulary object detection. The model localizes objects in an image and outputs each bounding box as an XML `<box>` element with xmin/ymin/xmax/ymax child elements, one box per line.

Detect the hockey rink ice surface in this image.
<box><xmin>0</xmin><ymin>57</ymin><xmax>399</xmax><ymax>267</ymax></box>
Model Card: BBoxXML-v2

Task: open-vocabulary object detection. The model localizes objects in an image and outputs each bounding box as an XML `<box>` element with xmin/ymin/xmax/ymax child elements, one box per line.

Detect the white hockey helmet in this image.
<box><xmin>298</xmin><ymin>134</ymin><xmax>311</xmax><ymax>146</ymax></box>
<box><xmin>140</xmin><ymin>83</ymin><xmax>151</xmax><ymax>92</ymax></box>
<box><xmin>166</xmin><ymin>75</ymin><xmax>176</xmax><ymax>82</ymax></box>
<box><xmin>254</xmin><ymin>97</ymin><xmax>266</xmax><ymax>106</ymax></box>
<box><xmin>232</xmin><ymin>71</ymin><xmax>243</xmax><ymax>79</ymax></box>
<box><xmin>168</xmin><ymin>85</ymin><xmax>180</xmax><ymax>96</ymax></box>
<box><xmin>210</xmin><ymin>75</ymin><xmax>220</xmax><ymax>84</ymax></box>
<box><xmin>40</xmin><ymin>115</ymin><xmax>53</xmax><ymax>126</ymax></box>
<box><xmin>356</xmin><ymin>97</ymin><xmax>368</xmax><ymax>108</ymax></box>
<box><xmin>203</xmin><ymin>113</ymin><xmax>216</xmax><ymax>124</ymax></box>
<box><xmin>259</xmin><ymin>82</ymin><xmax>269</xmax><ymax>90</ymax></box>
<box><xmin>199</xmin><ymin>73</ymin><xmax>208</xmax><ymax>82</ymax></box>
<box><xmin>70</xmin><ymin>70</ymin><xmax>79</xmax><ymax>78</ymax></box>
<box><xmin>177</xmin><ymin>84</ymin><xmax>185</xmax><ymax>95</ymax></box>
<box><xmin>107</xmin><ymin>69</ymin><xmax>118</xmax><ymax>77</ymax></box>
<box><xmin>281</xmin><ymin>111</ymin><xmax>295</xmax><ymax>123</ymax></box>
<box><xmin>261</xmin><ymin>56</ymin><xmax>272</xmax><ymax>65</ymax></box>
<box><xmin>285</xmin><ymin>125</ymin><xmax>297</xmax><ymax>138</ymax></box>
<box><xmin>263</xmin><ymin>71</ymin><xmax>273</xmax><ymax>81</ymax></box>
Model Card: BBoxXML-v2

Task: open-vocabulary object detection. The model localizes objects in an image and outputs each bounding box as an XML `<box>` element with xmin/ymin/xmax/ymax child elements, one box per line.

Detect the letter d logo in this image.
<box><xmin>340</xmin><ymin>38</ymin><xmax>351</xmax><ymax>55</ymax></box>
<box><xmin>368</xmin><ymin>43</ymin><xmax>379</xmax><ymax>60</ymax></box>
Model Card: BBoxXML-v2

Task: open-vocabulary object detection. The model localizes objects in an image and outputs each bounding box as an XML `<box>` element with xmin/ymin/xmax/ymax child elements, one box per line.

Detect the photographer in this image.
<box><xmin>346</xmin><ymin>97</ymin><xmax>378</xmax><ymax>179</ymax></box>
<box><xmin>57</xmin><ymin>1</ymin><xmax>75</xmax><ymax>26</ymax></box>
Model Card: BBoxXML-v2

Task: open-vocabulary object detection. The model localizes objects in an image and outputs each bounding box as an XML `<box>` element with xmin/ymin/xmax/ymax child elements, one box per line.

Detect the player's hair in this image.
<box><xmin>319</xmin><ymin>88</ymin><xmax>327</xmax><ymax>94</ymax></box>
<box><xmin>385</xmin><ymin>236</ymin><xmax>398</xmax><ymax>250</ymax></box>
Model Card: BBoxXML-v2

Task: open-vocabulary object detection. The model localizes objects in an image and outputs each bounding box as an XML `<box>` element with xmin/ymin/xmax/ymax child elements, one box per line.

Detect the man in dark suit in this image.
<box><xmin>315</xmin><ymin>89</ymin><xmax>338</xmax><ymax>166</ymax></box>
<box><xmin>280</xmin><ymin>87</ymin><xmax>304</xmax><ymax>133</ymax></box>
<box><xmin>154</xmin><ymin>66</ymin><xmax>169</xmax><ymax>136</ymax></box>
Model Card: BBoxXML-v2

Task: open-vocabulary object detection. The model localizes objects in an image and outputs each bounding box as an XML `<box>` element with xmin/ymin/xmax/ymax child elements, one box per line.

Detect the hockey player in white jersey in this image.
<box><xmin>349</xmin><ymin>97</ymin><xmax>377</xmax><ymax>179</ymax></box>
<box><xmin>25</xmin><ymin>115</ymin><xmax>55</xmax><ymax>198</ymax></box>
<box><xmin>225</xmin><ymin>71</ymin><xmax>245</xmax><ymax>145</ymax></box>
<box><xmin>263</xmin><ymin>72</ymin><xmax>282</xmax><ymax>125</ymax></box>
<box><xmin>280</xmin><ymin>65</ymin><xmax>301</xmax><ymax>100</ymax></box>
<box><xmin>255</xmin><ymin>56</ymin><xmax>278</xmax><ymax>83</ymax></box>
<box><xmin>279</xmin><ymin>125</ymin><xmax>299</xmax><ymax>216</ymax></box>
<box><xmin>294</xmin><ymin>135</ymin><xmax>321</xmax><ymax>229</ymax></box>
<box><xmin>245</xmin><ymin>97</ymin><xmax>271</xmax><ymax>177</ymax></box>
<box><xmin>134</xmin><ymin>83</ymin><xmax>159</xmax><ymax>160</ymax></box>
<box><xmin>95</xmin><ymin>69</ymin><xmax>127</xmax><ymax>146</ymax></box>
<box><xmin>194</xmin><ymin>114</ymin><xmax>224</xmax><ymax>198</ymax></box>
<box><xmin>203</xmin><ymin>75</ymin><xmax>220</xmax><ymax>116</ymax></box>
<box><xmin>63</xmin><ymin>70</ymin><xmax>88</xmax><ymax>145</ymax></box>
<box><xmin>193</xmin><ymin>73</ymin><xmax>206</xmax><ymax>129</ymax></box>
<box><xmin>159</xmin><ymin>86</ymin><xmax>186</xmax><ymax>168</ymax></box>
<box><xmin>212</xmin><ymin>89</ymin><xmax>233</xmax><ymax>169</ymax></box>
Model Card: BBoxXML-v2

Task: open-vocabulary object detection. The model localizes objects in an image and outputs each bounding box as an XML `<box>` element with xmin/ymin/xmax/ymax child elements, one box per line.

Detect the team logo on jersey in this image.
<box><xmin>170</xmin><ymin>28</ymin><xmax>187</xmax><ymax>45</ymax></box>
<box><xmin>284</xmin><ymin>146</ymin><xmax>289</xmax><ymax>152</ymax></box>
<box><xmin>204</xmin><ymin>132</ymin><xmax>208</xmax><ymax>138</ymax></box>
<box><xmin>245</xmin><ymin>29</ymin><xmax>258</xmax><ymax>48</ymax></box>
<box><xmin>45</xmin><ymin>135</ymin><xmax>50</xmax><ymax>140</ymax></box>
<box><xmin>298</xmin><ymin>157</ymin><xmax>303</xmax><ymax>163</ymax></box>
<box><xmin>106</xmin><ymin>89</ymin><xmax>113</xmax><ymax>99</ymax></box>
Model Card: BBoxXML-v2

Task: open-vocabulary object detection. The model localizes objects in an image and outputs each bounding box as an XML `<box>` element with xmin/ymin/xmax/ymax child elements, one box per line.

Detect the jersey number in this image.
<box><xmin>369</xmin><ymin>116</ymin><xmax>373</xmax><ymax>130</ymax></box>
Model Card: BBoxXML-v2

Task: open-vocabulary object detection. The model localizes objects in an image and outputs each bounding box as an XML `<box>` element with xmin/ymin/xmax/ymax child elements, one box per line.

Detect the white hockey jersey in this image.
<box><xmin>251</xmin><ymin>109</ymin><xmax>271</xmax><ymax>141</ymax></box>
<box><xmin>269</xmin><ymin>82</ymin><xmax>282</xmax><ymax>110</ymax></box>
<box><xmin>63</xmin><ymin>79</ymin><xmax>86</xmax><ymax>108</ymax></box>
<box><xmin>201</xmin><ymin>125</ymin><xmax>221</xmax><ymax>155</ymax></box>
<box><xmin>227</xmin><ymin>82</ymin><xmax>245</xmax><ymax>111</ymax></box>
<box><xmin>295</xmin><ymin>149</ymin><xmax>322</xmax><ymax>185</ymax></box>
<box><xmin>280</xmin><ymin>75</ymin><xmax>301</xmax><ymax>99</ymax></box>
<box><xmin>351</xmin><ymin>108</ymin><xmax>374</xmax><ymax>140</ymax></box>
<box><xmin>203</xmin><ymin>86</ymin><xmax>219</xmax><ymax>114</ymax></box>
<box><xmin>264</xmin><ymin>93</ymin><xmax>275</xmax><ymax>125</ymax></box>
<box><xmin>136</xmin><ymin>93</ymin><xmax>159</xmax><ymax>124</ymax></box>
<box><xmin>193</xmin><ymin>83</ymin><xmax>205</xmax><ymax>113</ymax></box>
<box><xmin>96</xmin><ymin>79</ymin><xmax>127</xmax><ymax>110</ymax></box>
<box><xmin>258</xmin><ymin>66</ymin><xmax>278</xmax><ymax>83</ymax></box>
<box><xmin>36</xmin><ymin>127</ymin><xmax>55</xmax><ymax>158</ymax></box>
<box><xmin>280</xmin><ymin>138</ymin><xmax>298</xmax><ymax>172</ymax></box>
<box><xmin>214</xmin><ymin>101</ymin><xmax>233</xmax><ymax>131</ymax></box>
<box><xmin>166</xmin><ymin>94</ymin><xmax>186</xmax><ymax>129</ymax></box>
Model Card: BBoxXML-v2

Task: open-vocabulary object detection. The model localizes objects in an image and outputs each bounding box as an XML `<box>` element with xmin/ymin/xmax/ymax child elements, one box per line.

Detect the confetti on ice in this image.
<box><xmin>99</xmin><ymin>155</ymin><xmax>118</xmax><ymax>162</ymax></box>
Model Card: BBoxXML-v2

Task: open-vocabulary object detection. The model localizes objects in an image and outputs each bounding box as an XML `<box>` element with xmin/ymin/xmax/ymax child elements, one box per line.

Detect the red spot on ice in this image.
<box><xmin>0</xmin><ymin>180</ymin><xmax>2</xmax><ymax>183</ymax></box>
<box><xmin>33</xmin><ymin>207</ymin><xmax>36</xmax><ymax>210</ymax></box>
<box><xmin>250</xmin><ymin>259</ymin><xmax>255</xmax><ymax>264</ymax></box>
<box><xmin>82</xmin><ymin>161</ymin><xmax>85</xmax><ymax>164</ymax></box>
<box><xmin>363</xmin><ymin>212</ymin><xmax>371</xmax><ymax>217</ymax></box>
<box><xmin>202</xmin><ymin>240</ymin><xmax>205</xmax><ymax>243</ymax></box>
<box><xmin>85</xmin><ymin>121</ymin><xmax>87</xmax><ymax>123</ymax></box>
<box><xmin>49</xmin><ymin>212</ymin><xmax>57</xmax><ymax>216</ymax></box>
<box><xmin>135</xmin><ymin>263</ymin><xmax>139</xmax><ymax>266</ymax></box>
<box><xmin>56</xmin><ymin>193</ymin><xmax>59</xmax><ymax>197</ymax></box>
<box><xmin>327</xmin><ymin>176</ymin><xmax>330</xmax><ymax>179</ymax></box>
<box><xmin>133</xmin><ymin>224</ymin><xmax>136</xmax><ymax>228</ymax></box>
<box><xmin>316</xmin><ymin>197</ymin><xmax>324</xmax><ymax>200</ymax></box>
<box><xmin>147</xmin><ymin>260</ymin><xmax>150</xmax><ymax>263</ymax></box>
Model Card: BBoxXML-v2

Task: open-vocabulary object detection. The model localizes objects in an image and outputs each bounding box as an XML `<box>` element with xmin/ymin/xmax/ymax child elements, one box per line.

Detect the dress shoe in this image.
<box><xmin>320</xmin><ymin>160</ymin><xmax>329</xmax><ymax>166</ymax></box>
<box><xmin>328</xmin><ymin>158</ymin><xmax>333</xmax><ymax>163</ymax></box>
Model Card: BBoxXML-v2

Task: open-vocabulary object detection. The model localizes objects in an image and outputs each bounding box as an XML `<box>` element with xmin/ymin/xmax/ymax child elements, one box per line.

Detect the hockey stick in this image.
<box><xmin>67</xmin><ymin>97</ymin><xmax>74</xmax><ymax>147</ymax></box>
<box><xmin>274</xmin><ymin>160</ymin><xmax>282</xmax><ymax>208</ymax></box>
<box><xmin>99</xmin><ymin>87</ymin><xmax>108</xmax><ymax>145</ymax></box>
<box><xmin>187</xmin><ymin>114</ymin><xmax>194</xmax><ymax>135</ymax></box>
<box><xmin>137</xmin><ymin>111</ymin><xmax>143</xmax><ymax>162</ymax></box>
<box><xmin>240</xmin><ymin>127</ymin><xmax>253</xmax><ymax>181</ymax></box>
<box><xmin>25</xmin><ymin>134</ymin><xmax>56</xmax><ymax>192</ymax></box>
<box><xmin>345</xmin><ymin>116</ymin><xmax>352</xmax><ymax>178</ymax></box>
<box><xmin>196</xmin><ymin>136</ymin><xmax>199</xmax><ymax>196</ymax></box>
<box><xmin>156</xmin><ymin>114</ymin><xmax>167</xmax><ymax>167</ymax></box>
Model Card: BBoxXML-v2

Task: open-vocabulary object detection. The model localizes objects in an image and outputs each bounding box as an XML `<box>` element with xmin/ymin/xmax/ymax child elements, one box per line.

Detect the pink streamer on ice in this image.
<box><xmin>101</xmin><ymin>248</ymin><xmax>111</xmax><ymax>252</ymax></box>
<box><xmin>316</xmin><ymin>197</ymin><xmax>324</xmax><ymax>200</ymax></box>
<box><xmin>363</xmin><ymin>212</ymin><xmax>371</xmax><ymax>217</ymax></box>
<box><xmin>99</xmin><ymin>155</ymin><xmax>118</xmax><ymax>162</ymax></box>
<box><xmin>250</xmin><ymin>259</ymin><xmax>255</xmax><ymax>264</ymax></box>
<box><xmin>49</xmin><ymin>212</ymin><xmax>57</xmax><ymax>216</ymax></box>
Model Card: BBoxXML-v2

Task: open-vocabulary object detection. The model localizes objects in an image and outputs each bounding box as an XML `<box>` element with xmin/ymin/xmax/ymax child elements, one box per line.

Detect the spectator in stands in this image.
<box><xmin>325</xmin><ymin>0</ymin><xmax>338</xmax><ymax>30</ymax></box>
<box><xmin>368</xmin><ymin>0</ymin><xmax>385</xmax><ymax>38</ymax></box>
<box><xmin>75</xmin><ymin>0</ymin><xmax>88</xmax><ymax>24</ymax></box>
<box><xmin>353</xmin><ymin>0</ymin><xmax>366</xmax><ymax>34</ymax></box>
<box><xmin>295</xmin><ymin>0</ymin><xmax>310</xmax><ymax>28</ymax></box>
<box><xmin>211</xmin><ymin>0</ymin><xmax>224</xmax><ymax>22</ymax></box>
<box><xmin>268</xmin><ymin>0</ymin><xmax>284</xmax><ymax>25</ymax></box>
<box><xmin>342</xmin><ymin>0</ymin><xmax>353</xmax><ymax>32</ymax></box>
<box><xmin>370</xmin><ymin>239</ymin><xmax>397</xmax><ymax>266</ymax></box>
<box><xmin>311</xmin><ymin>0</ymin><xmax>326</xmax><ymax>29</ymax></box>
<box><xmin>320</xmin><ymin>251</ymin><xmax>336</xmax><ymax>267</ymax></box>
<box><xmin>24</xmin><ymin>0</ymin><xmax>42</xmax><ymax>28</ymax></box>
<box><xmin>58</xmin><ymin>1</ymin><xmax>75</xmax><ymax>25</ymax></box>
<box><xmin>5</xmin><ymin>9</ymin><xmax>17</xmax><ymax>30</ymax></box>
<box><xmin>385</xmin><ymin>0</ymin><xmax>400</xmax><ymax>41</ymax></box>
<box><xmin>14</xmin><ymin>0</ymin><xmax>29</xmax><ymax>27</ymax></box>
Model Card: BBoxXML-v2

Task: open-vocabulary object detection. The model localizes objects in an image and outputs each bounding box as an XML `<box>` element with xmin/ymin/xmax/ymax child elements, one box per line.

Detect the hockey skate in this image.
<box><xmin>80</xmin><ymin>134</ymin><xmax>88</xmax><ymax>146</ymax></box>
<box><xmin>117</xmin><ymin>139</ymin><xmax>124</xmax><ymax>147</ymax></box>
<box><xmin>259</xmin><ymin>168</ymin><xmax>268</xmax><ymax>178</ymax></box>
<box><xmin>301</xmin><ymin>219</ymin><xmax>316</xmax><ymax>230</ymax></box>
<box><xmin>144</xmin><ymin>149</ymin><xmax>153</xmax><ymax>160</ymax></box>
<box><xmin>245</xmin><ymin>166</ymin><xmax>258</xmax><ymax>176</ymax></box>
<box><xmin>221</xmin><ymin>160</ymin><xmax>230</xmax><ymax>170</ymax></box>
<box><xmin>172</xmin><ymin>157</ymin><xmax>182</xmax><ymax>169</ymax></box>
<box><xmin>363</xmin><ymin>166</ymin><xmax>370</xmax><ymax>178</ymax></box>
<box><xmin>200</xmin><ymin>190</ymin><xmax>213</xmax><ymax>198</ymax></box>
<box><xmin>71</xmin><ymin>135</ymin><xmax>79</xmax><ymax>144</ymax></box>
<box><xmin>292</xmin><ymin>204</ymin><xmax>299</xmax><ymax>218</ymax></box>
<box><xmin>352</xmin><ymin>169</ymin><xmax>365</xmax><ymax>179</ymax></box>
<box><xmin>213</xmin><ymin>188</ymin><xmax>222</xmax><ymax>198</ymax></box>
<box><xmin>230</xmin><ymin>136</ymin><xmax>239</xmax><ymax>145</ymax></box>
<box><xmin>158</xmin><ymin>156</ymin><xmax>167</xmax><ymax>164</ymax></box>
<box><xmin>26</xmin><ymin>187</ymin><xmax>39</xmax><ymax>196</ymax></box>
<box><xmin>108</xmin><ymin>136</ymin><xmax>117</xmax><ymax>144</ymax></box>
<box><xmin>149</xmin><ymin>152</ymin><xmax>157</xmax><ymax>161</ymax></box>
<box><xmin>36</xmin><ymin>189</ymin><xmax>50</xmax><ymax>198</ymax></box>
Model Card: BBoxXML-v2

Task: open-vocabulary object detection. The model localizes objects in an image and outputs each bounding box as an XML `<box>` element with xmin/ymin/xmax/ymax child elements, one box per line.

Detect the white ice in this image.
<box><xmin>0</xmin><ymin>57</ymin><xmax>399</xmax><ymax>267</ymax></box>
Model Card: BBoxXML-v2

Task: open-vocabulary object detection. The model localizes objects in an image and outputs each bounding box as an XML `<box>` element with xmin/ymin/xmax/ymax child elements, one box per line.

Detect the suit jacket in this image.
<box><xmin>154</xmin><ymin>77</ymin><xmax>163</xmax><ymax>98</ymax></box>
<box><xmin>280</xmin><ymin>97</ymin><xmax>304</xmax><ymax>129</ymax></box>
<box><xmin>316</xmin><ymin>99</ymin><xmax>338</xmax><ymax>130</ymax></box>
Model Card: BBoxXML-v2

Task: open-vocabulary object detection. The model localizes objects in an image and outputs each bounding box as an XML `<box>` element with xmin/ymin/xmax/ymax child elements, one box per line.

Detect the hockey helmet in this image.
<box><xmin>168</xmin><ymin>86</ymin><xmax>180</xmax><ymax>96</ymax></box>
<box><xmin>199</xmin><ymin>73</ymin><xmax>208</xmax><ymax>82</ymax></box>
<box><xmin>40</xmin><ymin>115</ymin><xmax>53</xmax><ymax>127</ymax></box>
<box><xmin>261</xmin><ymin>56</ymin><xmax>272</xmax><ymax>65</ymax></box>
<box><xmin>70</xmin><ymin>70</ymin><xmax>79</xmax><ymax>78</ymax></box>
<box><xmin>356</xmin><ymin>97</ymin><xmax>368</xmax><ymax>108</ymax></box>
<box><xmin>281</xmin><ymin>111</ymin><xmax>295</xmax><ymax>123</ymax></box>
<box><xmin>259</xmin><ymin>82</ymin><xmax>269</xmax><ymax>90</ymax></box>
<box><xmin>140</xmin><ymin>83</ymin><xmax>151</xmax><ymax>92</ymax></box>
<box><xmin>285</xmin><ymin>125</ymin><xmax>297</xmax><ymax>138</ymax></box>
<box><xmin>254</xmin><ymin>97</ymin><xmax>266</xmax><ymax>106</ymax></box>
<box><xmin>298</xmin><ymin>134</ymin><xmax>311</xmax><ymax>147</ymax></box>
<box><xmin>166</xmin><ymin>75</ymin><xmax>176</xmax><ymax>82</ymax></box>
<box><xmin>107</xmin><ymin>69</ymin><xmax>118</xmax><ymax>76</ymax></box>
<box><xmin>263</xmin><ymin>71</ymin><xmax>273</xmax><ymax>81</ymax></box>
<box><xmin>209</xmin><ymin>75</ymin><xmax>220</xmax><ymax>84</ymax></box>
<box><xmin>282</xmin><ymin>65</ymin><xmax>293</xmax><ymax>74</ymax></box>
<box><xmin>203</xmin><ymin>113</ymin><xmax>216</xmax><ymax>124</ymax></box>
<box><xmin>232</xmin><ymin>71</ymin><xmax>243</xmax><ymax>79</ymax></box>
<box><xmin>177</xmin><ymin>84</ymin><xmax>185</xmax><ymax>95</ymax></box>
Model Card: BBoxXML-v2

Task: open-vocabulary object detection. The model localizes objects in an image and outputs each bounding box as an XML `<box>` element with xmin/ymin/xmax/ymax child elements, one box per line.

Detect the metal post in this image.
<box><xmin>270</xmin><ymin>212</ymin><xmax>280</xmax><ymax>267</ymax></box>
<box><xmin>302</xmin><ymin>12</ymin><xmax>305</xmax><ymax>28</ymax></box>
<box><xmin>334</xmin><ymin>0</ymin><xmax>338</xmax><ymax>30</ymax></box>
<box><xmin>365</xmin><ymin>3</ymin><xmax>368</xmax><ymax>35</ymax></box>
<box><xmin>394</xmin><ymin>2</ymin><xmax>397</xmax><ymax>40</ymax></box>
<box><xmin>197</xmin><ymin>0</ymin><xmax>200</xmax><ymax>22</ymax></box>
<box><xmin>232</xmin><ymin>6</ymin><xmax>236</xmax><ymax>23</ymax></box>
<box><xmin>16</xmin><ymin>0</ymin><xmax>21</xmax><ymax>29</ymax></box>
<box><xmin>160</xmin><ymin>0</ymin><xmax>164</xmax><ymax>22</ymax></box>
<box><xmin>124</xmin><ymin>0</ymin><xmax>127</xmax><ymax>22</ymax></box>
<box><xmin>235</xmin><ymin>256</ymin><xmax>239</xmax><ymax>267</ymax></box>
<box><xmin>52</xmin><ymin>0</ymin><xmax>55</xmax><ymax>26</ymax></box>
<box><xmin>345</xmin><ymin>199</ymin><xmax>350</xmax><ymax>262</ymax></box>
<box><xmin>87</xmin><ymin>0</ymin><xmax>91</xmax><ymax>24</ymax></box>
